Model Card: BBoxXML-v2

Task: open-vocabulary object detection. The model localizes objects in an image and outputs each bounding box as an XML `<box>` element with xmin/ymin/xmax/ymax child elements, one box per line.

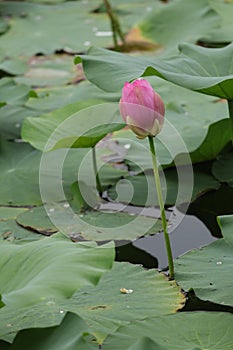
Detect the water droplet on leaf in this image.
<box><xmin>84</xmin><ymin>41</ymin><xmax>91</xmax><ymax>46</ymax></box>
<box><xmin>95</xmin><ymin>31</ymin><xmax>112</xmax><ymax>37</ymax></box>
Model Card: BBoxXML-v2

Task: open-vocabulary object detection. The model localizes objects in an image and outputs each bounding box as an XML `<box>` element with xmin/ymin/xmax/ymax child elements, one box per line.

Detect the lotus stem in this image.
<box><xmin>103</xmin><ymin>0</ymin><xmax>125</xmax><ymax>50</ymax></box>
<box><xmin>148</xmin><ymin>136</ymin><xmax>174</xmax><ymax>280</ymax></box>
<box><xmin>92</xmin><ymin>146</ymin><xmax>103</xmax><ymax>197</ymax></box>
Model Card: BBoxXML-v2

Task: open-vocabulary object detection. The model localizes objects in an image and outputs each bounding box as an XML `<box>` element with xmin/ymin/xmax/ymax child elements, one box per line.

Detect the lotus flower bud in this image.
<box><xmin>119</xmin><ymin>79</ymin><xmax>165</xmax><ymax>139</ymax></box>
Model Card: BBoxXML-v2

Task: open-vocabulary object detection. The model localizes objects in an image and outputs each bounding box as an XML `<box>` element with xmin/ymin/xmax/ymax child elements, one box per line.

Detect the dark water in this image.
<box><xmin>115</xmin><ymin>184</ymin><xmax>233</xmax><ymax>269</ymax></box>
<box><xmin>115</xmin><ymin>210</ymin><xmax>216</xmax><ymax>270</ymax></box>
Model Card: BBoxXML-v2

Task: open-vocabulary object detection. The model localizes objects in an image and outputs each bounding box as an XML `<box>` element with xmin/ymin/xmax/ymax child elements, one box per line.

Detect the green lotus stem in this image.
<box><xmin>110</xmin><ymin>15</ymin><xmax>119</xmax><ymax>51</ymax></box>
<box><xmin>148</xmin><ymin>136</ymin><xmax>174</xmax><ymax>280</ymax></box>
<box><xmin>227</xmin><ymin>99</ymin><xmax>233</xmax><ymax>143</ymax></box>
<box><xmin>114</xmin><ymin>13</ymin><xmax>126</xmax><ymax>45</ymax></box>
<box><xmin>103</xmin><ymin>0</ymin><xmax>125</xmax><ymax>50</ymax></box>
<box><xmin>92</xmin><ymin>146</ymin><xmax>103</xmax><ymax>197</ymax></box>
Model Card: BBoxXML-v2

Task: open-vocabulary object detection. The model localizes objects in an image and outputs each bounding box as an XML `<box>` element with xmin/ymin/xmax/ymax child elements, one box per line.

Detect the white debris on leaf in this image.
<box><xmin>124</xmin><ymin>143</ymin><xmax>131</xmax><ymax>150</ymax></box>
<box><xmin>120</xmin><ymin>288</ymin><xmax>134</xmax><ymax>294</ymax></box>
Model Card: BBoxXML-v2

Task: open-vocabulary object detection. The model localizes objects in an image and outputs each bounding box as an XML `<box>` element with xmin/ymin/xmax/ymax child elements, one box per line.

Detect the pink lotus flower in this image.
<box><xmin>119</xmin><ymin>79</ymin><xmax>165</xmax><ymax>139</ymax></box>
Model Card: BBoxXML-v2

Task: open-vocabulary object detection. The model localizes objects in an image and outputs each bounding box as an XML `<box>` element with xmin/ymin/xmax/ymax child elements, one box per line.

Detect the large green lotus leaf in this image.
<box><xmin>212</xmin><ymin>152</ymin><xmax>233</xmax><ymax>187</ymax></box>
<box><xmin>0</xmin><ymin>140</ymin><xmax>84</xmax><ymax>206</ymax></box>
<box><xmin>50</xmin><ymin>120</ymin><xmax>125</xmax><ymax>150</ymax></box>
<box><xmin>189</xmin><ymin>118</ymin><xmax>231</xmax><ymax>164</ymax></box>
<box><xmin>175</xmin><ymin>215</ymin><xmax>233</xmax><ymax>305</ymax></box>
<box><xmin>38</xmin><ymin>148</ymin><xmax>128</xmax><ymax>208</ymax></box>
<box><xmin>138</xmin><ymin>0</ymin><xmax>219</xmax><ymax>55</ymax></box>
<box><xmin>124</xmin><ymin>338</ymin><xmax>165</xmax><ymax>350</ymax></box>
<box><xmin>0</xmin><ymin>139</ymin><xmax>127</xmax><ymax>206</ymax></box>
<box><xmin>22</xmin><ymin>100</ymin><xmax>103</xmax><ymax>150</ymax></box>
<box><xmin>25</xmin><ymin>82</ymin><xmax>120</xmax><ymax>112</ymax></box>
<box><xmin>0</xmin><ymin>105</ymin><xmax>40</xmax><ymax>139</ymax></box>
<box><xmin>0</xmin><ymin>301</ymin><xmax>63</xmax><ymax>343</ymax></box>
<box><xmin>108</xmin><ymin>163</ymin><xmax>220</xmax><ymax>207</ymax></box>
<box><xmin>22</xmin><ymin>101</ymin><xmax>125</xmax><ymax>151</ymax></box>
<box><xmin>0</xmin><ymin>78</ymin><xmax>33</xmax><ymax>106</ymax></box>
<box><xmin>61</xmin><ymin>262</ymin><xmax>185</xmax><ymax>343</ymax></box>
<box><xmin>104</xmin><ymin>312</ymin><xmax>233</xmax><ymax>350</ymax></box>
<box><xmin>8</xmin><ymin>312</ymin><xmax>95</xmax><ymax>350</ymax></box>
<box><xmin>15</xmin><ymin>203</ymin><xmax>163</xmax><ymax>241</ymax></box>
<box><xmin>208</xmin><ymin>0</ymin><xmax>233</xmax><ymax>43</ymax></box>
<box><xmin>0</xmin><ymin>1</ymin><xmax>112</xmax><ymax>56</ymax></box>
<box><xmin>148</xmin><ymin>78</ymin><xmax>229</xmax><ymax>162</ymax></box>
<box><xmin>75</xmin><ymin>47</ymin><xmax>156</xmax><ymax>92</ymax></box>
<box><xmin>0</xmin><ymin>141</ymin><xmax>42</xmax><ymax>205</ymax></box>
<box><xmin>0</xmin><ymin>254</ymin><xmax>180</xmax><ymax>344</ymax></box>
<box><xmin>0</xmin><ymin>233</ymin><xmax>114</xmax><ymax>307</ymax></box>
<box><xmin>143</xmin><ymin>42</ymin><xmax>233</xmax><ymax>99</ymax></box>
<box><xmin>0</xmin><ymin>0</ymin><xmax>168</xmax><ymax>57</ymax></box>
<box><xmin>77</xmin><ymin>43</ymin><xmax>233</xmax><ymax>99</ymax></box>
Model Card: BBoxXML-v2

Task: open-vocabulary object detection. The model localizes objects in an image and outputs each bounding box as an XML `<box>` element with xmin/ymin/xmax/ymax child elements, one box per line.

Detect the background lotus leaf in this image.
<box><xmin>15</xmin><ymin>203</ymin><xmax>163</xmax><ymax>241</ymax></box>
<box><xmin>108</xmin><ymin>163</ymin><xmax>220</xmax><ymax>207</ymax></box>
<box><xmin>138</xmin><ymin>0</ymin><xmax>219</xmax><ymax>55</ymax></box>
<box><xmin>0</xmin><ymin>207</ymin><xmax>42</xmax><ymax>244</ymax></box>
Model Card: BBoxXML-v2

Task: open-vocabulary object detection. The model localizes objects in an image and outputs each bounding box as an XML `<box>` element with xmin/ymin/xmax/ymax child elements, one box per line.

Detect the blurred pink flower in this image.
<box><xmin>119</xmin><ymin>79</ymin><xmax>165</xmax><ymax>139</ymax></box>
